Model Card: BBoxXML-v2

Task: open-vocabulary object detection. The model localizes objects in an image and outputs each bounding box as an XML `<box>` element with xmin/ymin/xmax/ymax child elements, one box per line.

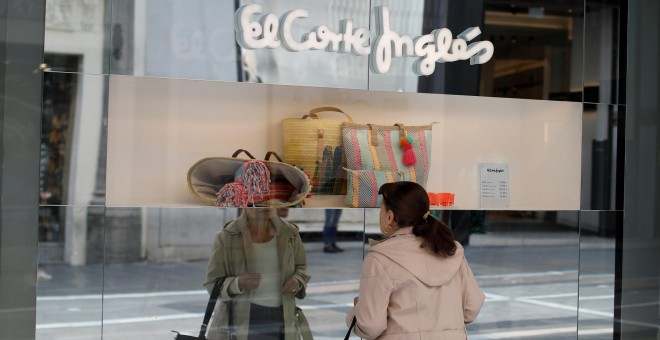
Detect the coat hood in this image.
<box><xmin>369</xmin><ymin>228</ymin><xmax>464</xmax><ymax>287</ymax></box>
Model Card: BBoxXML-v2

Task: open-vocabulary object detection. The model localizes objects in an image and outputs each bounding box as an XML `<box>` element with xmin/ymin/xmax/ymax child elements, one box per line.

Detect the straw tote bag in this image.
<box><xmin>187</xmin><ymin>149</ymin><xmax>311</xmax><ymax>207</ymax></box>
<box><xmin>282</xmin><ymin>107</ymin><xmax>353</xmax><ymax>195</ymax></box>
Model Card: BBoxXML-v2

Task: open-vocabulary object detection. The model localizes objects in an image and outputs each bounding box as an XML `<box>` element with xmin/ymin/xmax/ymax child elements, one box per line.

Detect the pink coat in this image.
<box><xmin>347</xmin><ymin>228</ymin><xmax>485</xmax><ymax>339</ymax></box>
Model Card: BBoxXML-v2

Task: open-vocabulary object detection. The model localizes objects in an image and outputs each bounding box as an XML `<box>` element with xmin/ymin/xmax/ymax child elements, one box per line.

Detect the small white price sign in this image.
<box><xmin>479</xmin><ymin>163</ymin><xmax>509</xmax><ymax>209</ymax></box>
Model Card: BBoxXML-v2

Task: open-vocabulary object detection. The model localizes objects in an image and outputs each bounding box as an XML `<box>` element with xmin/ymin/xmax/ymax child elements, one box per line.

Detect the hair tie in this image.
<box><xmin>423</xmin><ymin>211</ymin><xmax>430</xmax><ymax>221</ymax></box>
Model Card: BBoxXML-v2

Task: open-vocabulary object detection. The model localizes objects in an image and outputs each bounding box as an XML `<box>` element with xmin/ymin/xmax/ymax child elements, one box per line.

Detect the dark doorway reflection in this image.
<box><xmin>418</xmin><ymin>0</ymin><xmax>584</xmax><ymax>100</ymax></box>
<box><xmin>40</xmin><ymin>58</ymin><xmax>81</xmax><ymax>244</ymax></box>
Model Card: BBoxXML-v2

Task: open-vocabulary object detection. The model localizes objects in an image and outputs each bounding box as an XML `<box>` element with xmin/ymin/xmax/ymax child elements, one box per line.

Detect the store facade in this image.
<box><xmin>1</xmin><ymin>0</ymin><xmax>658</xmax><ymax>339</ymax></box>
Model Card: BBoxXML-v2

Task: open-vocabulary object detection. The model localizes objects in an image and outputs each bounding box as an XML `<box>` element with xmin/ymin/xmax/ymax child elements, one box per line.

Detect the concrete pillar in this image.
<box><xmin>0</xmin><ymin>1</ymin><xmax>45</xmax><ymax>338</ymax></box>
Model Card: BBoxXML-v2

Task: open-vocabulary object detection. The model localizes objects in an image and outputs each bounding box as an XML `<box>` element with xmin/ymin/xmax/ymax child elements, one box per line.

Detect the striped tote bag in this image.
<box><xmin>342</xmin><ymin>123</ymin><xmax>433</xmax><ymax>187</ymax></box>
<box><xmin>344</xmin><ymin>169</ymin><xmax>411</xmax><ymax>207</ymax></box>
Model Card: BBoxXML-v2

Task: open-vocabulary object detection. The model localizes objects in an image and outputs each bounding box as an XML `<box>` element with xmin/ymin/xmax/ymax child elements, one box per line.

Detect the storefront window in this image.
<box><xmin>29</xmin><ymin>0</ymin><xmax>627</xmax><ymax>339</ymax></box>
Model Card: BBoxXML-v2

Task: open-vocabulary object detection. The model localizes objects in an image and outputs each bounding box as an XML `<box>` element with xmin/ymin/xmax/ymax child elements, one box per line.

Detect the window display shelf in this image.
<box><xmin>106</xmin><ymin>75</ymin><xmax>582</xmax><ymax>210</ymax></box>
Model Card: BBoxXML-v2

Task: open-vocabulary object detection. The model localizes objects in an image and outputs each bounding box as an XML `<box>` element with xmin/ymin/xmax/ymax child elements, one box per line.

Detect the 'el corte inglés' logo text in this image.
<box><xmin>234</xmin><ymin>4</ymin><xmax>494</xmax><ymax>76</ymax></box>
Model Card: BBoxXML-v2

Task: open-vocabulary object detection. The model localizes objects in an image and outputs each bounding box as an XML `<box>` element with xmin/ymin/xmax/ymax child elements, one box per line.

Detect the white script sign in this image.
<box><xmin>234</xmin><ymin>4</ymin><xmax>494</xmax><ymax>76</ymax></box>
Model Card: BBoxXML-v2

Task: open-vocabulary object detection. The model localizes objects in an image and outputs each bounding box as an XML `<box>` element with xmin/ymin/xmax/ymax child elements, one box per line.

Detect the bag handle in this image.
<box><xmin>264</xmin><ymin>151</ymin><xmax>283</xmax><ymax>162</ymax></box>
<box><xmin>367</xmin><ymin>124</ymin><xmax>379</xmax><ymax>147</ymax></box>
<box><xmin>316</xmin><ymin>129</ymin><xmax>324</xmax><ymax>164</ymax></box>
<box><xmin>233</xmin><ymin>150</ymin><xmax>283</xmax><ymax>162</ymax></box>
<box><xmin>302</xmin><ymin>107</ymin><xmax>354</xmax><ymax>122</ymax></box>
<box><xmin>232</xmin><ymin>149</ymin><xmax>256</xmax><ymax>159</ymax></box>
<box><xmin>394</xmin><ymin>123</ymin><xmax>408</xmax><ymax>138</ymax></box>
<box><xmin>365</xmin><ymin>124</ymin><xmax>410</xmax><ymax>147</ymax></box>
<box><xmin>344</xmin><ymin>316</ymin><xmax>357</xmax><ymax>340</ymax></box>
<box><xmin>198</xmin><ymin>277</ymin><xmax>229</xmax><ymax>338</ymax></box>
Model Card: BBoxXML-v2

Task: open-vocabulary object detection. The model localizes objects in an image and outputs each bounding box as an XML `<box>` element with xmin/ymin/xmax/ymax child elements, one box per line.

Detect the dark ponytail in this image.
<box><xmin>412</xmin><ymin>216</ymin><xmax>456</xmax><ymax>257</ymax></box>
<box><xmin>379</xmin><ymin>182</ymin><xmax>457</xmax><ymax>257</ymax></box>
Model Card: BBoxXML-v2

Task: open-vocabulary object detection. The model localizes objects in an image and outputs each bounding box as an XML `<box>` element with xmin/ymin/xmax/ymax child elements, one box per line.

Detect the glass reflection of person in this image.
<box><xmin>205</xmin><ymin>207</ymin><xmax>312</xmax><ymax>340</ymax></box>
<box><xmin>347</xmin><ymin>182</ymin><xmax>484</xmax><ymax>339</ymax></box>
<box><xmin>323</xmin><ymin>209</ymin><xmax>344</xmax><ymax>253</ymax></box>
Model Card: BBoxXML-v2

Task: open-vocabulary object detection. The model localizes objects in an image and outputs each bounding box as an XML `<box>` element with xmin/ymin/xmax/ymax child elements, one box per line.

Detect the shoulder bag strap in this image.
<box><xmin>232</xmin><ymin>149</ymin><xmax>256</xmax><ymax>159</ymax></box>
<box><xmin>198</xmin><ymin>277</ymin><xmax>228</xmax><ymax>338</ymax></box>
<box><xmin>344</xmin><ymin>316</ymin><xmax>356</xmax><ymax>340</ymax></box>
<box><xmin>227</xmin><ymin>293</ymin><xmax>234</xmax><ymax>339</ymax></box>
<box><xmin>264</xmin><ymin>151</ymin><xmax>283</xmax><ymax>162</ymax></box>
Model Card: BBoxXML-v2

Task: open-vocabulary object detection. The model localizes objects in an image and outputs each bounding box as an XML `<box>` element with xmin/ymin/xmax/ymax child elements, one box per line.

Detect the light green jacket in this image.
<box><xmin>204</xmin><ymin>214</ymin><xmax>312</xmax><ymax>340</ymax></box>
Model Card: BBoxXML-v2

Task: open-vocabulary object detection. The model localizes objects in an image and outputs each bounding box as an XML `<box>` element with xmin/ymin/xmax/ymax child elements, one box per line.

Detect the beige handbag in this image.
<box><xmin>282</xmin><ymin>107</ymin><xmax>353</xmax><ymax>195</ymax></box>
<box><xmin>187</xmin><ymin>150</ymin><xmax>310</xmax><ymax>207</ymax></box>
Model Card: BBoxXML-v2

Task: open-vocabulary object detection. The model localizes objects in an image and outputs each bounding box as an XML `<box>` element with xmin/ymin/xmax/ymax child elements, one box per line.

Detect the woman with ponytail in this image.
<box><xmin>346</xmin><ymin>182</ymin><xmax>484</xmax><ymax>339</ymax></box>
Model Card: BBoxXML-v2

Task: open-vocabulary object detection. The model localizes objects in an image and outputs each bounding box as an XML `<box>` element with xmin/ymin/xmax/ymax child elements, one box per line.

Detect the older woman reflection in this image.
<box><xmin>204</xmin><ymin>208</ymin><xmax>312</xmax><ymax>340</ymax></box>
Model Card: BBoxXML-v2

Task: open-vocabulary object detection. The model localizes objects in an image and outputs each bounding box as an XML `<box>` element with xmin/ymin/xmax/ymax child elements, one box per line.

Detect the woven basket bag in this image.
<box><xmin>187</xmin><ymin>149</ymin><xmax>311</xmax><ymax>207</ymax></box>
<box><xmin>281</xmin><ymin>107</ymin><xmax>354</xmax><ymax>195</ymax></box>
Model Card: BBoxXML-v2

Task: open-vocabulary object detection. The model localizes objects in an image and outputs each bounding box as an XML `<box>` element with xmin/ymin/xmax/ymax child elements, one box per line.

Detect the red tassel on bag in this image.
<box><xmin>403</xmin><ymin>148</ymin><xmax>417</xmax><ymax>166</ymax></box>
<box><xmin>400</xmin><ymin>136</ymin><xmax>417</xmax><ymax>166</ymax></box>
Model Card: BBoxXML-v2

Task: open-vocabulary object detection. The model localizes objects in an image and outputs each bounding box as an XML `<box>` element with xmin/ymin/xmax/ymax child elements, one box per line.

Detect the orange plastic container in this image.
<box><xmin>428</xmin><ymin>192</ymin><xmax>455</xmax><ymax>207</ymax></box>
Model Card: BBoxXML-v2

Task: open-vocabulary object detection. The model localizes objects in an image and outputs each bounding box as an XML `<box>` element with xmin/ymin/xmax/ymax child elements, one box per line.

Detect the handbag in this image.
<box><xmin>344</xmin><ymin>316</ymin><xmax>356</xmax><ymax>340</ymax></box>
<box><xmin>345</xmin><ymin>168</ymin><xmax>410</xmax><ymax>208</ymax></box>
<box><xmin>172</xmin><ymin>278</ymin><xmax>233</xmax><ymax>339</ymax></box>
<box><xmin>282</xmin><ymin>107</ymin><xmax>354</xmax><ymax>195</ymax></box>
<box><xmin>342</xmin><ymin>123</ymin><xmax>433</xmax><ymax>188</ymax></box>
<box><xmin>295</xmin><ymin>307</ymin><xmax>313</xmax><ymax>340</ymax></box>
<box><xmin>187</xmin><ymin>149</ymin><xmax>311</xmax><ymax>207</ymax></box>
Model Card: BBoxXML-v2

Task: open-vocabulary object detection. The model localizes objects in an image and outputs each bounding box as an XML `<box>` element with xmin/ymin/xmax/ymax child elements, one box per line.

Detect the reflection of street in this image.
<box><xmin>36</xmin><ymin>234</ymin><xmax>616</xmax><ymax>340</ymax></box>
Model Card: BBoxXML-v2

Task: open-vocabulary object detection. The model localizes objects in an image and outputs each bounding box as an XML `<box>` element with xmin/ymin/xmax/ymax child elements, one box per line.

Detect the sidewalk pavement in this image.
<box><xmin>37</xmin><ymin>227</ymin><xmax>613</xmax><ymax>296</ymax></box>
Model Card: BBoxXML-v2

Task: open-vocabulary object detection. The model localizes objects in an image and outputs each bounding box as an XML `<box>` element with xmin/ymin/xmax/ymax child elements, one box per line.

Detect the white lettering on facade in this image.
<box><xmin>234</xmin><ymin>4</ymin><xmax>494</xmax><ymax>75</ymax></box>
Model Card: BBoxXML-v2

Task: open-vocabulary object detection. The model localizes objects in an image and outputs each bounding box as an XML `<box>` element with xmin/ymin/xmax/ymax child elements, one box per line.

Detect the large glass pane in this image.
<box><xmin>289</xmin><ymin>208</ymin><xmax>365</xmax><ymax>339</ymax></box>
<box><xmin>101</xmin><ymin>206</ymin><xmax>226</xmax><ymax>339</ymax></box>
<box><xmin>367</xmin><ymin>0</ymin><xmax>584</xmax><ymax>100</ymax></box>
<box><xmin>237</xmin><ymin>0</ymin><xmax>370</xmax><ymax>89</ymax></box>
<box><xmin>578</xmin><ymin>210</ymin><xmax>618</xmax><ymax>339</ymax></box>
<box><xmin>111</xmin><ymin>0</ymin><xmax>238</xmax><ymax>80</ymax></box>
<box><xmin>110</xmin><ymin>0</ymin><xmax>370</xmax><ymax>89</ymax></box>
<box><xmin>465</xmin><ymin>210</ymin><xmax>579</xmax><ymax>339</ymax></box>
<box><xmin>44</xmin><ymin>0</ymin><xmax>110</xmax><ymax>74</ymax></box>
<box><xmin>482</xmin><ymin>1</ymin><xmax>584</xmax><ymax>101</ymax></box>
<box><xmin>36</xmin><ymin>205</ymin><xmax>105</xmax><ymax>340</ymax></box>
<box><xmin>100</xmin><ymin>207</ymin><xmax>365</xmax><ymax>339</ymax></box>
